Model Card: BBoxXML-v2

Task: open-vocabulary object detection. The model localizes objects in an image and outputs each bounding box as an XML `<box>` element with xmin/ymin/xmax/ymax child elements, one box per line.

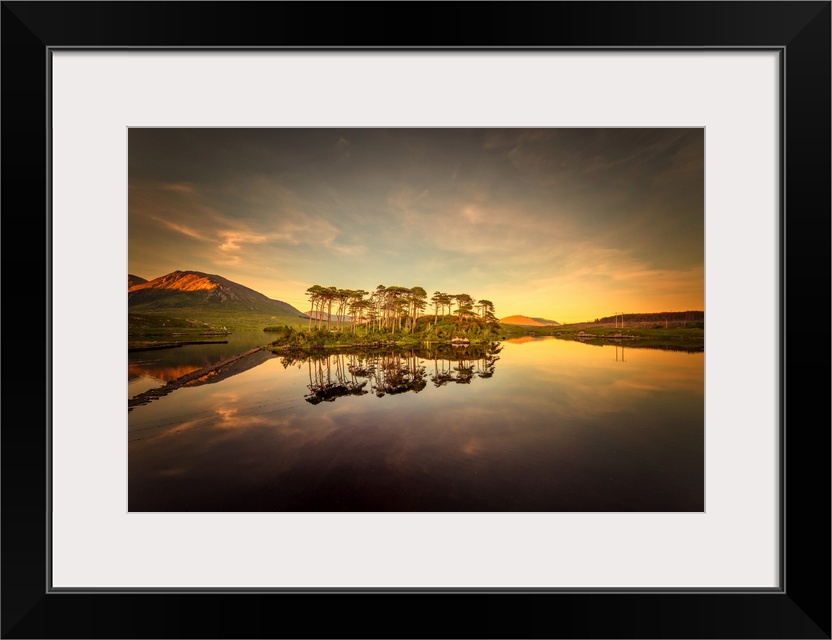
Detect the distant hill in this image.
<box><xmin>128</xmin><ymin>274</ymin><xmax>148</xmax><ymax>288</ymax></box>
<box><xmin>529</xmin><ymin>316</ymin><xmax>561</xmax><ymax>326</ymax></box>
<box><xmin>500</xmin><ymin>315</ymin><xmax>561</xmax><ymax>327</ymax></box>
<box><xmin>592</xmin><ymin>311</ymin><xmax>704</xmax><ymax>324</ymax></box>
<box><xmin>128</xmin><ymin>270</ymin><xmax>306</xmax><ymax>317</ymax></box>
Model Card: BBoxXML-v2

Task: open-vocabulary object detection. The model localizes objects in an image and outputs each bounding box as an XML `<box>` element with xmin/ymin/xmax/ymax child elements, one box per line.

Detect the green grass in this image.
<box><xmin>128</xmin><ymin>309</ymin><xmax>309</xmax><ymax>334</ymax></box>
<box><xmin>129</xmin><ymin>310</ymin><xmax>703</xmax><ymax>352</ymax></box>
<box><xmin>265</xmin><ymin>315</ymin><xmax>502</xmax><ymax>354</ymax></box>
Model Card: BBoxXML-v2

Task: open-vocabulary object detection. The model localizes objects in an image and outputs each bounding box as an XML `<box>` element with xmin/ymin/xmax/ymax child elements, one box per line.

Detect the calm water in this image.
<box><xmin>128</xmin><ymin>337</ymin><xmax>704</xmax><ymax>512</ymax></box>
<box><xmin>128</xmin><ymin>331</ymin><xmax>273</xmax><ymax>398</ymax></box>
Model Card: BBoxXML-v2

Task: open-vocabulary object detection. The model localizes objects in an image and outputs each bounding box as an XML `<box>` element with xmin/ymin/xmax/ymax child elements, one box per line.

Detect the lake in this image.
<box><xmin>128</xmin><ymin>335</ymin><xmax>704</xmax><ymax>512</ymax></box>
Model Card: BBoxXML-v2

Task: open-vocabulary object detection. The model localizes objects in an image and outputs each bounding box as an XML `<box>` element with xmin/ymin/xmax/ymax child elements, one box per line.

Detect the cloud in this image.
<box><xmin>217</xmin><ymin>231</ymin><xmax>269</xmax><ymax>252</ymax></box>
<box><xmin>154</xmin><ymin>218</ymin><xmax>210</xmax><ymax>242</ymax></box>
<box><xmin>213</xmin><ymin>255</ymin><xmax>242</xmax><ymax>267</ymax></box>
<box><xmin>481</xmin><ymin>129</ymin><xmax>556</xmax><ymax>151</ymax></box>
<box><xmin>323</xmin><ymin>241</ymin><xmax>366</xmax><ymax>257</ymax></box>
<box><xmin>135</xmin><ymin>177</ymin><xmax>369</xmax><ymax>271</ymax></box>
<box><xmin>160</xmin><ymin>182</ymin><xmax>198</xmax><ymax>195</ymax></box>
<box><xmin>336</xmin><ymin>136</ymin><xmax>351</xmax><ymax>159</ymax></box>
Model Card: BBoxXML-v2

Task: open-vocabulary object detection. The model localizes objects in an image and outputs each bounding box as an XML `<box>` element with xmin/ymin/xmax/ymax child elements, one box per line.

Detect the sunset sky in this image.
<box><xmin>128</xmin><ymin>128</ymin><xmax>704</xmax><ymax>323</ymax></box>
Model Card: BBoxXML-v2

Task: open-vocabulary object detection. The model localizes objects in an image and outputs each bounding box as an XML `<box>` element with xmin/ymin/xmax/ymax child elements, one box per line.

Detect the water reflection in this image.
<box><xmin>127</xmin><ymin>330</ymin><xmax>272</xmax><ymax>397</ymax></box>
<box><xmin>275</xmin><ymin>343</ymin><xmax>502</xmax><ymax>404</ymax></box>
<box><xmin>129</xmin><ymin>338</ymin><xmax>703</xmax><ymax>512</ymax></box>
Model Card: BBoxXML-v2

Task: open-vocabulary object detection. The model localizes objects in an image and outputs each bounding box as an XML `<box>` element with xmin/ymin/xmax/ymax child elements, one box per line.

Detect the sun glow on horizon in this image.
<box><xmin>129</xmin><ymin>128</ymin><xmax>704</xmax><ymax>323</ymax></box>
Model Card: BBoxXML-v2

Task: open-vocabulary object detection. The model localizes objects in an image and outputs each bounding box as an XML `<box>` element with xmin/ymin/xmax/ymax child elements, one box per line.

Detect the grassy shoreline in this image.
<box><xmin>499</xmin><ymin>322</ymin><xmax>704</xmax><ymax>352</ymax></box>
<box><xmin>263</xmin><ymin>316</ymin><xmax>502</xmax><ymax>354</ymax></box>
<box><xmin>127</xmin><ymin>312</ymin><xmax>704</xmax><ymax>353</ymax></box>
<box><xmin>264</xmin><ymin>332</ymin><xmax>499</xmax><ymax>355</ymax></box>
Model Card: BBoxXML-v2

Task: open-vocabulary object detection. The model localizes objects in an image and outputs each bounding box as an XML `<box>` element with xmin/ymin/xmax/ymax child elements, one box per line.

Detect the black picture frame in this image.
<box><xmin>2</xmin><ymin>2</ymin><xmax>829</xmax><ymax>638</ymax></box>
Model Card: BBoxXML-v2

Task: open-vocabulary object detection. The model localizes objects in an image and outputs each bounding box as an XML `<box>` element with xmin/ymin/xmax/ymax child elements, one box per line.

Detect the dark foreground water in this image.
<box><xmin>128</xmin><ymin>336</ymin><xmax>703</xmax><ymax>512</ymax></box>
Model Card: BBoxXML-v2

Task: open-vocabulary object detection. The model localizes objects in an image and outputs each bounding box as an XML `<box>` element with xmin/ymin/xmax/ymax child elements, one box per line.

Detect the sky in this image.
<box><xmin>128</xmin><ymin>128</ymin><xmax>704</xmax><ymax>323</ymax></box>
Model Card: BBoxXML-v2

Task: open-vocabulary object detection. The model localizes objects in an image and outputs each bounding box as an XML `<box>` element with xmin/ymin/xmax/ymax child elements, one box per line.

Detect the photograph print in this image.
<box><xmin>128</xmin><ymin>128</ymin><xmax>704</xmax><ymax>512</ymax></box>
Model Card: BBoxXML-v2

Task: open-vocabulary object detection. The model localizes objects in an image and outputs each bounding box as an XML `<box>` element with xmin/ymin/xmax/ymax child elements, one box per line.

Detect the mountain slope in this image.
<box><xmin>500</xmin><ymin>315</ymin><xmax>561</xmax><ymax>327</ymax></box>
<box><xmin>529</xmin><ymin>316</ymin><xmax>561</xmax><ymax>326</ymax></box>
<box><xmin>128</xmin><ymin>274</ymin><xmax>148</xmax><ymax>288</ymax></box>
<box><xmin>128</xmin><ymin>270</ymin><xmax>306</xmax><ymax>317</ymax></box>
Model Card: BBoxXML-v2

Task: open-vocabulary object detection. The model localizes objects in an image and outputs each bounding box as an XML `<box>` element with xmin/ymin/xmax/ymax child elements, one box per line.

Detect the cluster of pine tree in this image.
<box><xmin>304</xmin><ymin>284</ymin><xmax>497</xmax><ymax>333</ymax></box>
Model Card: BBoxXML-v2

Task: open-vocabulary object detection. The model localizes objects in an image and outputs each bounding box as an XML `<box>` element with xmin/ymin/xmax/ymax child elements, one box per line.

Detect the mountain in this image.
<box><xmin>500</xmin><ymin>315</ymin><xmax>561</xmax><ymax>327</ymax></box>
<box><xmin>529</xmin><ymin>316</ymin><xmax>561</xmax><ymax>326</ymax></box>
<box><xmin>128</xmin><ymin>274</ymin><xmax>148</xmax><ymax>288</ymax></box>
<box><xmin>128</xmin><ymin>270</ymin><xmax>306</xmax><ymax>317</ymax></box>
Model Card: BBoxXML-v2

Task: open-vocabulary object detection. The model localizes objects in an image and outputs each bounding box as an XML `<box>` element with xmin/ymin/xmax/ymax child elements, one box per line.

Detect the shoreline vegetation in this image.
<box><xmin>263</xmin><ymin>287</ymin><xmax>703</xmax><ymax>353</ymax></box>
<box><xmin>127</xmin><ymin>281</ymin><xmax>703</xmax><ymax>352</ymax></box>
<box><xmin>128</xmin><ymin>282</ymin><xmax>703</xmax><ymax>375</ymax></box>
<box><xmin>265</xmin><ymin>283</ymin><xmax>503</xmax><ymax>353</ymax></box>
<box><xmin>263</xmin><ymin>315</ymin><xmax>502</xmax><ymax>354</ymax></box>
<box><xmin>499</xmin><ymin>322</ymin><xmax>704</xmax><ymax>352</ymax></box>
<box><xmin>261</xmin><ymin>324</ymin><xmax>704</xmax><ymax>354</ymax></box>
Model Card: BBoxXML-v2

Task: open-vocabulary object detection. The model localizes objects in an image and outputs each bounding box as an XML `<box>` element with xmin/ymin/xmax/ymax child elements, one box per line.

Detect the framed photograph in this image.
<box><xmin>125</xmin><ymin>125</ymin><xmax>706</xmax><ymax>515</ymax></box>
<box><xmin>3</xmin><ymin>2</ymin><xmax>829</xmax><ymax>638</ymax></box>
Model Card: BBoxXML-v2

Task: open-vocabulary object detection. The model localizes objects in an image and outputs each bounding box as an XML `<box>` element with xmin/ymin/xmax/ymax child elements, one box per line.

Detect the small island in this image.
<box><xmin>263</xmin><ymin>284</ymin><xmax>501</xmax><ymax>353</ymax></box>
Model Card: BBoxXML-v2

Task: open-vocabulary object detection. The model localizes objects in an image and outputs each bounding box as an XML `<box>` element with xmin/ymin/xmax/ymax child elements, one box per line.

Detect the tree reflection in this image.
<box><xmin>280</xmin><ymin>342</ymin><xmax>502</xmax><ymax>405</ymax></box>
<box><xmin>304</xmin><ymin>353</ymin><xmax>369</xmax><ymax>405</ymax></box>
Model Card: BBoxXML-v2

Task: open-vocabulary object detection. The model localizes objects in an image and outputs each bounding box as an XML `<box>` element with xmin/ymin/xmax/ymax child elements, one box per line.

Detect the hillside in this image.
<box><xmin>590</xmin><ymin>311</ymin><xmax>704</xmax><ymax>325</ymax></box>
<box><xmin>529</xmin><ymin>316</ymin><xmax>561</xmax><ymax>326</ymax></box>
<box><xmin>128</xmin><ymin>270</ymin><xmax>306</xmax><ymax>320</ymax></box>
<box><xmin>128</xmin><ymin>274</ymin><xmax>148</xmax><ymax>288</ymax></box>
<box><xmin>500</xmin><ymin>315</ymin><xmax>561</xmax><ymax>327</ymax></box>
